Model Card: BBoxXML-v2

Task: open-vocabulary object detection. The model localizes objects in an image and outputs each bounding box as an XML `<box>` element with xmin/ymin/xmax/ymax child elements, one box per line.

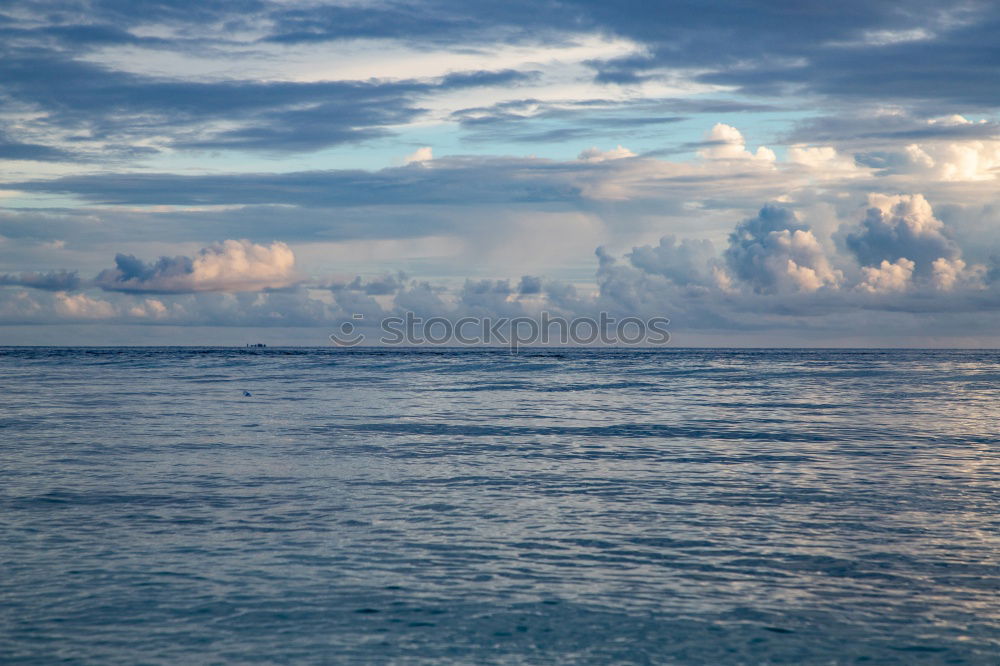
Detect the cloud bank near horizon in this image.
<box><xmin>4</xmin><ymin>189</ymin><xmax>998</xmax><ymax>345</ymax></box>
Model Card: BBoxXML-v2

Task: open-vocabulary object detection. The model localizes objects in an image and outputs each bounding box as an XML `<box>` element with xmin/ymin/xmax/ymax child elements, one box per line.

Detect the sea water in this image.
<box><xmin>1</xmin><ymin>347</ymin><xmax>998</xmax><ymax>663</ymax></box>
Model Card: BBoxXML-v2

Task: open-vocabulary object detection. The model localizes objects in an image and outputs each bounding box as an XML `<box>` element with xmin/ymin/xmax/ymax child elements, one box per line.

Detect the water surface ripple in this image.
<box><xmin>1</xmin><ymin>348</ymin><xmax>998</xmax><ymax>663</ymax></box>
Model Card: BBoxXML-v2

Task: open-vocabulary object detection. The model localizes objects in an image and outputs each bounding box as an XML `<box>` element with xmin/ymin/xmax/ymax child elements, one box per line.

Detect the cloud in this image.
<box><xmin>517</xmin><ymin>275</ymin><xmax>543</xmax><ymax>294</ymax></box>
<box><xmin>787</xmin><ymin>111</ymin><xmax>1000</xmax><ymax>146</ymax></box>
<box><xmin>3</xmin><ymin>118</ymin><xmax>822</xmax><ymax>225</ymax></box>
<box><xmin>578</xmin><ymin>145</ymin><xmax>636</xmax><ymax>162</ymax></box>
<box><xmin>844</xmin><ymin>193</ymin><xmax>960</xmax><ymax>274</ymax></box>
<box><xmin>451</xmin><ymin>97</ymin><xmax>687</xmax><ymax>144</ymax></box>
<box><xmin>656</xmin><ymin>3</ymin><xmax>1000</xmax><ymax>108</ymax></box>
<box><xmin>0</xmin><ymin>50</ymin><xmax>412</xmax><ymax>151</ymax></box>
<box><xmin>930</xmin><ymin>257</ymin><xmax>986</xmax><ymax>291</ymax></box>
<box><xmin>0</xmin><ymin>133</ymin><xmax>80</xmax><ymax>162</ymax></box>
<box><xmin>6</xmin><ymin>118</ymin><xmax>998</xmax><ymax>304</ymax></box>
<box><xmin>0</xmin><ymin>270</ymin><xmax>81</xmax><ymax>291</ymax></box>
<box><xmin>94</xmin><ymin>240</ymin><xmax>297</xmax><ymax>293</ymax></box>
<box><xmin>4</xmin><ymin>0</ymin><xmax>998</xmax><ymax>167</ymax></box>
<box><xmin>259</xmin><ymin>1</ymin><xmax>573</xmax><ymax>44</ymax></box>
<box><xmin>699</xmin><ymin>124</ymin><xmax>776</xmax><ymax>162</ymax></box>
<box><xmin>405</xmin><ymin>146</ymin><xmax>434</xmax><ymax>164</ymax></box>
<box><xmin>3</xmin><ymin>190</ymin><xmax>1000</xmax><ymax>343</ymax></box>
<box><xmin>909</xmin><ymin>137</ymin><xmax>1000</xmax><ymax>182</ymax></box>
<box><xmin>333</xmin><ymin>273</ymin><xmax>408</xmax><ymax>296</ymax></box>
<box><xmin>0</xmin><ymin>24</ymin><xmax>552</xmax><ymax>157</ymax></box>
<box><xmin>857</xmin><ymin>258</ymin><xmax>914</xmax><ymax>293</ymax></box>
<box><xmin>787</xmin><ymin>145</ymin><xmax>860</xmax><ymax>174</ymax></box>
<box><xmin>126</xmin><ymin>298</ymin><xmax>171</xmax><ymax>319</ymax></box>
<box><xmin>723</xmin><ymin>205</ymin><xmax>841</xmax><ymax>293</ymax></box>
<box><xmin>838</xmin><ymin>115</ymin><xmax>1000</xmax><ymax>182</ymax></box>
<box><xmin>10</xmin><ymin>159</ymin><xmax>583</xmax><ymax>207</ymax></box>
<box><xmin>54</xmin><ymin>291</ymin><xmax>115</xmax><ymax>319</ymax></box>
<box><xmin>626</xmin><ymin>236</ymin><xmax>716</xmax><ymax>287</ymax></box>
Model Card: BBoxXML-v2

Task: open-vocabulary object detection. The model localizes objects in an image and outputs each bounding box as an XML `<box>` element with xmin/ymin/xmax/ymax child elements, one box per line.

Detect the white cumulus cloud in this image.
<box><xmin>700</xmin><ymin>123</ymin><xmax>776</xmax><ymax>162</ymax></box>
<box><xmin>931</xmin><ymin>257</ymin><xmax>987</xmax><ymax>291</ymax></box>
<box><xmin>858</xmin><ymin>258</ymin><xmax>915</xmax><ymax>293</ymax></box>
<box><xmin>54</xmin><ymin>291</ymin><xmax>116</xmax><ymax>318</ymax></box>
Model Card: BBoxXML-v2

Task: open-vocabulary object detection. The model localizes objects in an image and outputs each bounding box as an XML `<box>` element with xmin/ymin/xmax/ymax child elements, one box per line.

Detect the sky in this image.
<box><xmin>1</xmin><ymin>0</ymin><xmax>999</xmax><ymax>346</ymax></box>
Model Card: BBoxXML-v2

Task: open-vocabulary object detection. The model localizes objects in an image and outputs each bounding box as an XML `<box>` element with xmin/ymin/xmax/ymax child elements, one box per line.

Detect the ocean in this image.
<box><xmin>1</xmin><ymin>347</ymin><xmax>998</xmax><ymax>664</ymax></box>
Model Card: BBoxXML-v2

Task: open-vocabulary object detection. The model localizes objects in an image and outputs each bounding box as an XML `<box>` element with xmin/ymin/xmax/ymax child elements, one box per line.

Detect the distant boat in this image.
<box><xmin>246</xmin><ymin>343</ymin><xmax>267</xmax><ymax>348</ymax></box>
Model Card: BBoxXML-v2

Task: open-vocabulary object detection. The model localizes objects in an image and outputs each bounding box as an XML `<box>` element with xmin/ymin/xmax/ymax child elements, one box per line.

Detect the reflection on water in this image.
<box><xmin>0</xmin><ymin>348</ymin><xmax>998</xmax><ymax>663</ymax></box>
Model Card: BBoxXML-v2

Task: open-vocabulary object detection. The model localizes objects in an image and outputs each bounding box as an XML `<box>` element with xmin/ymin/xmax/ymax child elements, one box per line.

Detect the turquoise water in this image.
<box><xmin>1</xmin><ymin>348</ymin><xmax>998</xmax><ymax>663</ymax></box>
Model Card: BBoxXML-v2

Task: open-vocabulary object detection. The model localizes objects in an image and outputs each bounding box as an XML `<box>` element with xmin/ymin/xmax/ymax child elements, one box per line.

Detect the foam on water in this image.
<box><xmin>0</xmin><ymin>347</ymin><xmax>998</xmax><ymax>663</ymax></box>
